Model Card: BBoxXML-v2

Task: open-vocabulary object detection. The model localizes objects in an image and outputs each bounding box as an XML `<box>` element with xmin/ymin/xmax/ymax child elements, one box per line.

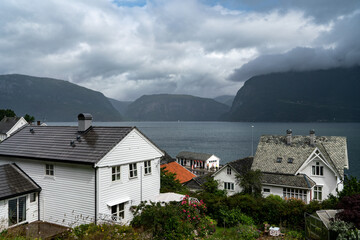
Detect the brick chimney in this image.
<box><xmin>78</xmin><ymin>113</ymin><xmax>93</xmax><ymax>132</ymax></box>
<box><xmin>286</xmin><ymin>129</ymin><xmax>292</xmax><ymax>145</ymax></box>
<box><xmin>310</xmin><ymin>129</ymin><xmax>315</xmax><ymax>146</ymax></box>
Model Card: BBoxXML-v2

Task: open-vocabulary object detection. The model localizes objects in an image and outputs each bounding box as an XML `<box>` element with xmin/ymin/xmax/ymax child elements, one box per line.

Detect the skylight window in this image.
<box><xmin>288</xmin><ymin>158</ymin><xmax>294</xmax><ymax>164</ymax></box>
<box><xmin>276</xmin><ymin>157</ymin><xmax>282</xmax><ymax>163</ymax></box>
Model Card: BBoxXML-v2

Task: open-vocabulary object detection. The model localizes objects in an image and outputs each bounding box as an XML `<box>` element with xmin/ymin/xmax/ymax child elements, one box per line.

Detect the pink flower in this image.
<box><xmin>183</xmin><ymin>209</ymin><xmax>186</xmax><ymax>212</ymax></box>
<box><xmin>188</xmin><ymin>215</ymin><xmax>190</xmax><ymax>218</ymax></box>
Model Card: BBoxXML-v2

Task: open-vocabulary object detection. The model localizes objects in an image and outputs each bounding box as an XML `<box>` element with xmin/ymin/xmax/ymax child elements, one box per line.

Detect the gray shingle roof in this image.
<box><xmin>0</xmin><ymin>116</ymin><xmax>22</xmax><ymax>134</ymax></box>
<box><xmin>0</xmin><ymin>163</ymin><xmax>41</xmax><ymax>200</ymax></box>
<box><xmin>262</xmin><ymin>173</ymin><xmax>316</xmax><ymax>189</ymax></box>
<box><xmin>228</xmin><ymin>157</ymin><xmax>253</xmax><ymax>175</ymax></box>
<box><xmin>0</xmin><ymin>125</ymin><xmax>134</xmax><ymax>164</ymax></box>
<box><xmin>252</xmin><ymin>135</ymin><xmax>348</xmax><ymax>178</ymax></box>
<box><xmin>176</xmin><ymin>151</ymin><xmax>213</xmax><ymax>161</ymax></box>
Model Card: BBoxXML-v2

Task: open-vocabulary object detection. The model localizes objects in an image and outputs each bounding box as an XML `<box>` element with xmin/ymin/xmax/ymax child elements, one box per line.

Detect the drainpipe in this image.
<box><xmin>94</xmin><ymin>167</ymin><xmax>97</xmax><ymax>225</ymax></box>
<box><xmin>140</xmin><ymin>166</ymin><xmax>143</xmax><ymax>202</ymax></box>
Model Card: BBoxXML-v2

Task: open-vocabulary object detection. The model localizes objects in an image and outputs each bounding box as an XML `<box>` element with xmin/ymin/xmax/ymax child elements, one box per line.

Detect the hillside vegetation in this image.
<box><xmin>0</xmin><ymin>74</ymin><xmax>122</xmax><ymax>121</ymax></box>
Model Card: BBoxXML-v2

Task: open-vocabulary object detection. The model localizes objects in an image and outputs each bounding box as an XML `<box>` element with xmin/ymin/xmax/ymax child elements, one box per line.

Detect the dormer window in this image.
<box><xmin>312</xmin><ymin>161</ymin><xmax>323</xmax><ymax>176</ymax></box>
<box><xmin>288</xmin><ymin>158</ymin><xmax>293</xmax><ymax>164</ymax></box>
<box><xmin>276</xmin><ymin>158</ymin><xmax>282</xmax><ymax>163</ymax></box>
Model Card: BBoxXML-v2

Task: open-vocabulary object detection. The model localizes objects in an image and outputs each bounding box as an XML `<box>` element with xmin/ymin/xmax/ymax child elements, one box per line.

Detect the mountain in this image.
<box><xmin>214</xmin><ymin>95</ymin><xmax>235</xmax><ymax>107</ymax></box>
<box><xmin>226</xmin><ymin>67</ymin><xmax>360</xmax><ymax>122</ymax></box>
<box><xmin>126</xmin><ymin>94</ymin><xmax>230</xmax><ymax>121</ymax></box>
<box><xmin>108</xmin><ymin>98</ymin><xmax>132</xmax><ymax>118</ymax></box>
<box><xmin>0</xmin><ymin>74</ymin><xmax>122</xmax><ymax>121</ymax></box>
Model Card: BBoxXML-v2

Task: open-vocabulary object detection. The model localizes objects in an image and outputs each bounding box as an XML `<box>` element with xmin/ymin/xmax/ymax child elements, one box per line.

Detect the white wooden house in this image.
<box><xmin>214</xmin><ymin>130</ymin><xmax>349</xmax><ymax>202</ymax></box>
<box><xmin>176</xmin><ymin>151</ymin><xmax>220</xmax><ymax>174</ymax></box>
<box><xmin>0</xmin><ymin>113</ymin><xmax>164</xmax><ymax>229</ymax></box>
<box><xmin>0</xmin><ymin>117</ymin><xmax>28</xmax><ymax>141</ymax></box>
<box><xmin>212</xmin><ymin>157</ymin><xmax>253</xmax><ymax>196</ymax></box>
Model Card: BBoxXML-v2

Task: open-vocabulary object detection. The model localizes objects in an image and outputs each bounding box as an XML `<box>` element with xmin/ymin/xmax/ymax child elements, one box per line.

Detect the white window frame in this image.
<box><xmin>111</xmin><ymin>203</ymin><xmax>125</xmax><ymax>221</ymax></box>
<box><xmin>312</xmin><ymin>161</ymin><xmax>324</xmax><ymax>176</ymax></box>
<box><xmin>263</xmin><ymin>188</ymin><xmax>271</xmax><ymax>193</ymax></box>
<box><xmin>8</xmin><ymin>196</ymin><xmax>27</xmax><ymax>226</ymax></box>
<box><xmin>283</xmin><ymin>187</ymin><xmax>307</xmax><ymax>203</ymax></box>
<box><xmin>314</xmin><ymin>186</ymin><xmax>323</xmax><ymax>201</ymax></box>
<box><xmin>112</xmin><ymin>166</ymin><xmax>121</xmax><ymax>181</ymax></box>
<box><xmin>45</xmin><ymin>164</ymin><xmax>54</xmax><ymax>176</ymax></box>
<box><xmin>224</xmin><ymin>182</ymin><xmax>234</xmax><ymax>191</ymax></box>
<box><xmin>144</xmin><ymin>160</ymin><xmax>151</xmax><ymax>175</ymax></box>
<box><xmin>227</xmin><ymin>167</ymin><xmax>232</xmax><ymax>175</ymax></box>
<box><xmin>129</xmin><ymin>163</ymin><xmax>138</xmax><ymax>178</ymax></box>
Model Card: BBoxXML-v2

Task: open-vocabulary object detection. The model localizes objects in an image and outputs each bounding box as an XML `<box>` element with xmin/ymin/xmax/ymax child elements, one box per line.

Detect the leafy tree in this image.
<box><xmin>0</xmin><ymin>109</ymin><xmax>16</xmax><ymax>120</ymax></box>
<box><xmin>336</xmin><ymin>194</ymin><xmax>360</xmax><ymax>229</ymax></box>
<box><xmin>24</xmin><ymin>114</ymin><xmax>35</xmax><ymax>123</ymax></box>
<box><xmin>338</xmin><ymin>175</ymin><xmax>360</xmax><ymax>199</ymax></box>
<box><xmin>160</xmin><ymin>168</ymin><xmax>184</xmax><ymax>193</ymax></box>
<box><xmin>236</xmin><ymin>169</ymin><xmax>262</xmax><ymax>198</ymax></box>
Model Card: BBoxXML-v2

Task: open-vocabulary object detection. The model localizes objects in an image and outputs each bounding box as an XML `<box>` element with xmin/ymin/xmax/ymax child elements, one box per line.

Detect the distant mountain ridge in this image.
<box><xmin>126</xmin><ymin>94</ymin><xmax>230</xmax><ymax>121</ymax></box>
<box><xmin>225</xmin><ymin>67</ymin><xmax>360</xmax><ymax>122</ymax></box>
<box><xmin>0</xmin><ymin>74</ymin><xmax>122</xmax><ymax>121</ymax></box>
<box><xmin>213</xmin><ymin>95</ymin><xmax>235</xmax><ymax>106</ymax></box>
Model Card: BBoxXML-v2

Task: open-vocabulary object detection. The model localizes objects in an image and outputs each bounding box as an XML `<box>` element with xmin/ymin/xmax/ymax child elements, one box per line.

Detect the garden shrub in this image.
<box><xmin>261</xmin><ymin>195</ymin><xmax>286</xmax><ymax>225</ymax></box>
<box><xmin>131</xmin><ymin>196</ymin><xmax>216</xmax><ymax>239</ymax></box>
<box><xmin>226</xmin><ymin>194</ymin><xmax>262</xmax><ymax>223</ymax></box>
<box><xmin>218</xmin><ymin>208</ymin><xmax>254</xmax><ymax>227</ymax></box>
<box><xmin>330</xmin><ymin>220</ymin><xmax>360</xmax><ymax>240</ymax></box>
<box><xmin>282</xmin><ymin>198</ymin><xmax>306</xmax><ymax>229</ymax></box>
<box><xmin>336</xmin><ymin>193</ymin><xmax>360</xmax><ymax>229</ymax></box>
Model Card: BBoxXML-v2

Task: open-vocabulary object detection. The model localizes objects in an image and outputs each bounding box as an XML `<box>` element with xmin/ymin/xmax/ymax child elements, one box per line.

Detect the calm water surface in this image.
<box><xmin>50</xmin><ymin>122</ymin><xmax>360</xmax><ymax>177</ymax></box>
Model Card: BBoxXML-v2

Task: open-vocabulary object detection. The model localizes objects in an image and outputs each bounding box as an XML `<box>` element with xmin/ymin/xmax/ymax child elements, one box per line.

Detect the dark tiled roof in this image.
<box><xmin>0</xmin><ymin>125</ymin><xmax>134</xmax><ymax>164</ymax></box>
<box><xmin>0</xmin><ymin>116</ymin><xmax>22</xmax><ymax>134</ymax></box>
<box><xmin>252</xmin><ymin>135</ymin><xmax>348</xmax><ymax>178</ymax></box>
<box><xmin>176</xmin><ymin>151</ymin><xmax>213</xmax><ymax>161</ymax></box>
<box><xmin>261</xmin><ymin>173</ymin><xmax>316</xmax><ymax>189</ymax></box>
<box><xmin>0</xmin><ymin>163</ymin><xmax>41</xmax><ymax>200</ymax></box>
<box><xmin>228</xmin><ymin>157</ymin><xmax>253</xmax><ymax>175</ymax></box>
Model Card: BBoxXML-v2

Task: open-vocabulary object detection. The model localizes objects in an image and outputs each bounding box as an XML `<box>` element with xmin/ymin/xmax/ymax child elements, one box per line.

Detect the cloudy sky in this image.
<box><xmin>0</xmin><ymin>0</ymin><xmax>359</xmax><ymax>101</ymax></box>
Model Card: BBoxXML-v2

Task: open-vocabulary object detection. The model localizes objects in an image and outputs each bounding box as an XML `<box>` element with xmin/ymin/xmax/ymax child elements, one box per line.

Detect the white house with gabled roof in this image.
<box><xmin>0</xmin><ymin>116</ymin><xmax>28</xmax><ymax>141</ymax></box>
<box><xmin>0</xmin><ymin>113</ymin><xmax>164</xmax><ymax>228</ymax></box>
<box><xmin>252</xmin><ymin>129</ymin><xmax>348</xmax><ymax>203</ymax></box>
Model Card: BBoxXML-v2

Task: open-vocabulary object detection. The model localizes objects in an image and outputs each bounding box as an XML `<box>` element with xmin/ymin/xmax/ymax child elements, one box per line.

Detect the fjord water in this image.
<box><xmin>51</xmin><ymin>122</ymin><xmax>360</xmax><ymax>177</ymax></box>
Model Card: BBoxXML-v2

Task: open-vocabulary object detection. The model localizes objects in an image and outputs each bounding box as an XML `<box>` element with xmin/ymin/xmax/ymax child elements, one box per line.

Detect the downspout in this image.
<box><xmin>38</xmin><ymin>191</ymin><xmax>41</xmax><ymax>221</ymax></box>
<box><xmin>140</xmin><ymin>166</ymin><xmax>143</xmax><ymax>202</ymax></box>
<box><xmin>94</xmin><ymin>167</ymin><xmax>97</xmax><ymax>225</ymax></box>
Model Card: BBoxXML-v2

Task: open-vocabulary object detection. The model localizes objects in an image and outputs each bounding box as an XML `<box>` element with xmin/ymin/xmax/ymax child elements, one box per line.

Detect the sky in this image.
<box><xmin>0</xmin><ymin>0</ymin><xmax>359</xmax><ymax>101</ymax></box>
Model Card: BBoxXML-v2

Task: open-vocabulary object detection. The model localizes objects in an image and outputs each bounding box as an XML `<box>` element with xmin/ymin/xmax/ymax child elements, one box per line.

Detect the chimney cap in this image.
<box><xmin>310</xmin><ymin>129</ymin><xmax>315</xmax><ymax>134</ymax></box>
<box><xmin>286</xmin><ymin>129</ymin><xmax>292</xmax><ymax>134</ymax></box>
<box><xmin>78</xmin><ymin>113</ymin><xmax>93</xmax><ymax>120</ymax></box>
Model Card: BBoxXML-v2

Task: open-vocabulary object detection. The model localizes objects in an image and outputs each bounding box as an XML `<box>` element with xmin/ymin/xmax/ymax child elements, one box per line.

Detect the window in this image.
<box><xmin>8</xmin><ymin>196</ymin><xmax>26</xmax><ymax>226</ymax></box>
<box><xmin>287</xmin><ymin>158</ymin><xmax>293</xmax><ymax>163</ymax></box>
<box><xmin>129</xmin><ymin>163</ymin><xmax>137</xmax><ymax>178</ymax></box>
<box><xmin>263</xmin><ymin>188</ymin><xmax>270</xmax><ymax>193</ymax></box>
<box><xmin>227</xmin><ymin>167</ymin><xmax>232</xmax><ymax>175</ymax></box>
<box><xmin>314</xmin><ymin>186</ymin><xmax>322</xmax><ymax>200</ymax></box>
<box><xmin>312</xmin><ymin>162</ymin><xmax>324</xmax><ymax>176</ymax></box>
<box><xmin>45</xmin><ymin>164</ymin><xmax>54</xmax><ymax>176</ymax></box>
<box><xmin>112</xmin><ymin>166</ymin><xmax>121</xmax><ymax>181</ymax></box>
<box><xmin>276</xmin><ymin>157</ymin><xmax>282</xmax><ymax>163</ymax></box>
<box><xmin>224</xmin><ymin>182</ymin><xmax>234</xmax><ymax>191</ymax></box>
<box><xmin>283</xmin><ymin>188</ymin><xmax>307</xmax><ymax>202</ymax></box>
<box><xmin>111</xmin><ymin>203</ymin><xmax>125</xmax><ymax>221</ymax></box>
<box><xmin>30</xmin><ymin>193</ymin><xmax>37</xmax><ymax>203</ymax></box>
<box><xmin>144</xmin><ymin>161</ymin><xmax>151</xmax><ymax>175</ymax></box>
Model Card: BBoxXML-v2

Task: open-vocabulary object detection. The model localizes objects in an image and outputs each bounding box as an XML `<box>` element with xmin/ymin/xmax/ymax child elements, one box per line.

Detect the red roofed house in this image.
<box><xmin>161</xmin><ymin>161</ymin><xmax>196</xmax><ymax>184</ymax></box>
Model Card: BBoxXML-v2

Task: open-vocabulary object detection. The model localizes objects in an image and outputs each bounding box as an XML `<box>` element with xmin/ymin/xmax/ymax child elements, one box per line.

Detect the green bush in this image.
<box><xmin>131</xmin><ymin>196</ymin><xmax>216</xmax><ymax>239</ymax></box>
<box><xmin>261</xmin><ymin>195</ymin><xmax>286</xmax><ymax>225</ymax></box>
<box><xmin>226</xmin><ymin>194</ymin><xmax>262</xmax><ymax>223</ymax></box>
<box><xmin>218</xmin><ymin>208</ymin><xmax>254</xmax><ymax>227</ymax></box>
<box><xmin>282</xmin><ymin>198</ymin><xmax>306</xmax><ymax>229</ymax></box>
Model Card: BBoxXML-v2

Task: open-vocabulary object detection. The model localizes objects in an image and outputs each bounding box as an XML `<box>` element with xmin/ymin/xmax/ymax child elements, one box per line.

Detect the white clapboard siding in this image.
<box><xmin>0</xmin><ymin>157</ymin><xmax>95</xmax><ymax>227</ymax></box>
<box><xmin>0</xmin><ymin>200</ymin><xmax>6</xmax><ymax>231</ymax></box>
<box><xmin>27</xmin><ymin>193</ymin><xmax>39</xmax><ymax>223</ymax></box>
<box><xmin>6</xmin><ymin>117</ymin><xmax>28</xmax><ymax>137</ymax></box>
<box><xmin>96</xmin><ymin>129</ymin><xmax>164</xmax><ymax>167</ymax></box>
<box><xmin>213</xmin><ymin>166</ymin><xmax>242</xmax><ymax>196</ymax></box>
<box><xmin>97</xmin><ymin>158</ymin><xmax>161</xmax><ymax>224</ymax></box>
<box><xmin>97</xmin><ymin>129</ymin><xmax>163</xmax><ymax>224</ymax></box>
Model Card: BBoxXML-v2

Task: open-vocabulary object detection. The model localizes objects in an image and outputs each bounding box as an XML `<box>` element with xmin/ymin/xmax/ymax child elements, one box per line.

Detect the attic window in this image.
<box><xmin>288</xmin><ymin>158</ymin><xmax>294</xmax><ymax>164</ymax></box>
<box><xmin>276</xmin><ymin>158</ymin><xmax>282</xmax><ymax>163</ymax></box>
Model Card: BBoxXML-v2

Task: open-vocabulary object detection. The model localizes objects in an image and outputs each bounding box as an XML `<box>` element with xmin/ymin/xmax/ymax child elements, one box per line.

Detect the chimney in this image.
<box><xmin>286</xmin><ymin>129</ymin><xmax>292</xmax><ymax>145</ymax></box>
<box><xmin>310</xmin><ymin>129</ymin><xmax>315</xmax><ymax>146</ymax></box>
<box><xmin>37</xmin><ymin>121</ymin><xmax>41</xmax><ymax>126</ymax></box>
<box><xmin>78</xmin><ymin>113</ymin><xmax>93</xmax><ymax>132</ymax></box>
